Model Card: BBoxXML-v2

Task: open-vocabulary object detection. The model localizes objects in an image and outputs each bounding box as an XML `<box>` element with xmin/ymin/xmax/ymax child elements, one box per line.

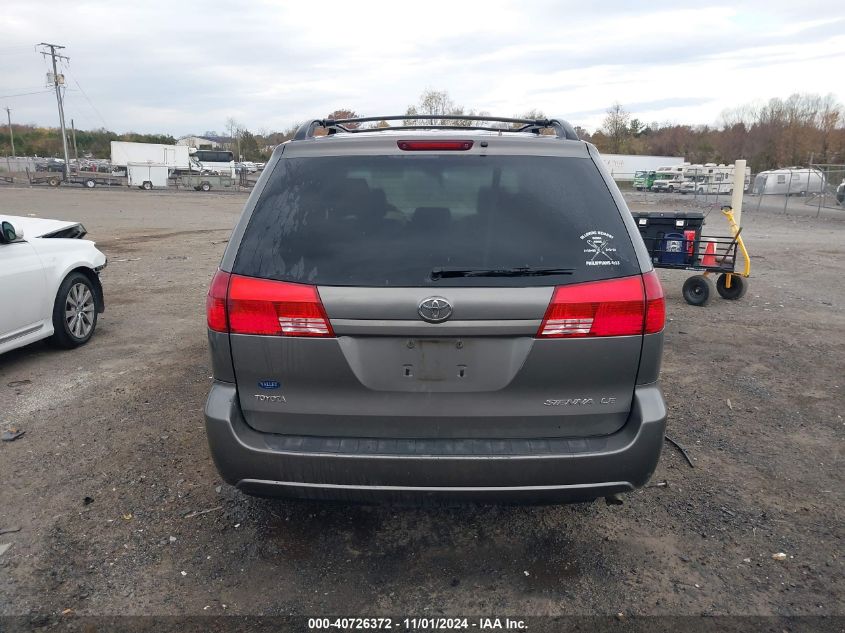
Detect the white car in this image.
<box><xmin>0</xmin><ymin>215</ymin><xmax>107</xmax><ymax>355</ymax></box>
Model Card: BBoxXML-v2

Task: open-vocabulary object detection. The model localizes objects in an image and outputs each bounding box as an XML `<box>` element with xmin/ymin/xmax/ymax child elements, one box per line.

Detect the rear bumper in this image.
<box><xmin>204</xmin><ymin>382</ymin><xmax>667</xmax><ymax>503</ymax></box>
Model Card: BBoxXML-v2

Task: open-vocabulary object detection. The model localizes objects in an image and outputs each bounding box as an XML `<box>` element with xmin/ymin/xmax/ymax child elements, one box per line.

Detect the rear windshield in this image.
<box><xmin>234</xmin><ymin>154</ymin><xmax>639</xmax><ymax>287</ymax></box>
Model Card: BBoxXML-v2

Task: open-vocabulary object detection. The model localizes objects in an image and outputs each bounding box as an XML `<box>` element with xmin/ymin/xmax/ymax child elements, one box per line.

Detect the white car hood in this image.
<box><xmin>0</xmin><ymin>215</ymin><xmax>86</xmax><ymax>239</ymax></box>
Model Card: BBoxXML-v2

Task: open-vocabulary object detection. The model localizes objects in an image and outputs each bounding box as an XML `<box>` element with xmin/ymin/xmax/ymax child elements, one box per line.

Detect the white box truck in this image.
<box><xmin>110</xmin><ymin>141</ymin><xmax>192</xmax><ymax>170</ymax></box>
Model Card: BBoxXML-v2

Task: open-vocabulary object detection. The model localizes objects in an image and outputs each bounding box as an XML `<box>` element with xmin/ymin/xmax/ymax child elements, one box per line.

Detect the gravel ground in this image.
<box><xmin>0</xmin><ymin>186</ymin><xmax>842</xmax><ymax>625</ymax></box>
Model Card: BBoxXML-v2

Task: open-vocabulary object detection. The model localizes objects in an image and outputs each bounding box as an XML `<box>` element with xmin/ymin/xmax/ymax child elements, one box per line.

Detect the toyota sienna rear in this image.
<box><xmin>204</xmin><ymin>115</ymin><xmax>667</xmax><ymax>503</ymax></box>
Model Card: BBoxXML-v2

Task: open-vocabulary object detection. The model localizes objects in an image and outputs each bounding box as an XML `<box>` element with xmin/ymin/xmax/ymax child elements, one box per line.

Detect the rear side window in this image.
<box><xmin>233</xmin><ymin>154</ymin><xmax>640</xmax><ymax>287</ymax></box>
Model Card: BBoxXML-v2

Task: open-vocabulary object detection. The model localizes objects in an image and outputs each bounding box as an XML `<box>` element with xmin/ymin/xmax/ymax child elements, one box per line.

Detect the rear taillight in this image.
<box><xmin>642</xmin><ymin>270</ymin><xmax>666</xmax><ymax>334</ymax></box>
<box><xmin>206</xmin><ymin>270</ymin><xmax>230</xmax><ymax>332</ymax></box>
<box><xmin>397</xmin><ymin>140</ymin><xmax>473</xmax><ymax>151</ymax></box>
<box><xmin>537</xmin><ymin>273</ymin><xmax>664</xmax><ymax>338</ymax></box>
<box><xmin>228</xmin><ymin>274</ymin><xmax>333</xmax><ymax>337</ymax></box>
<box><xmin>206</xmin><ymin>272</ymin><xmax>333</xmax><ymax>337</ymax></box>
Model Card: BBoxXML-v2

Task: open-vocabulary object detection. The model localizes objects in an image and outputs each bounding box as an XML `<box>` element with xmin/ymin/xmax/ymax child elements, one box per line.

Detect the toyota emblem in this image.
<box><xmin>418</xmin><ymin>297</ymin><xmax>453</xmax><ymax>323</ymax></box>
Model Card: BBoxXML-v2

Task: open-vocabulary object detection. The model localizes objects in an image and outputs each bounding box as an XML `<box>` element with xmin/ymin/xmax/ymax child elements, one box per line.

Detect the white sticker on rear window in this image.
<box><xmin>580</xmin><ymin>230</ymin><xmax>620</xmax><ymax>266</ymax></box>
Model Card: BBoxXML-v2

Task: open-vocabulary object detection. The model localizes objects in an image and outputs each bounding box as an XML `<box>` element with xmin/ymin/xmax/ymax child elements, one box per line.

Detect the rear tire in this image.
<box><xmin>682</xmin><ymin>275</ymin><xmax>714</xmax><ymax>306</ymax></box>
<box><xmin>48</xmin><ymin>177</ymin><xmax>60</xmax><ymax>187</ymax></box>
<box><xmin>667</xmin><ymin>185</ymin><xmax>674</xmax><ymax>193</ymax></box>
<box><xmin>142</xmin><ymin>181</ymin><xmax>152</xmax><ymax>190</ymax></box>
<box><xmin>85</xmin><ymin>178</ymin><xmax>96</xmax><ymax>188</ymax></box>
<box><xmin>201</xmin><ymin>181</ymin><xmax>211</xmax><ymax>192</ymax></box>
<box><xmin>716</xmin><ymin>274</ymin><xmax>747</xmax><ymax>300</ymax></box>
<box><xmin>48</xmin><ymin>272</ymin><xmax>98</xmax><ymax>348</ymax></box>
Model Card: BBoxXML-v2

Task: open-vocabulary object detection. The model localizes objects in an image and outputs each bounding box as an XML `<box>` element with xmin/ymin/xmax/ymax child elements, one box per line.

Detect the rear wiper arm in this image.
<box><xmin>430</xmin><ymin>266</ymin><xmax>575</xmax><ymax>280</ymax></box>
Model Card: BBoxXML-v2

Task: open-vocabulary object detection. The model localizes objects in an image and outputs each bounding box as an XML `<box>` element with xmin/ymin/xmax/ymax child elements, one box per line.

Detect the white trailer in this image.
<box><xmin>110</xmin><ymin>141</ymin><xmax>192</xmax><ymax>170</ymax></box>
<box><xmin>752</xmin><ymin>168</ymin><xmax>825</xmax><ymax>196</ymax></box>
<box><xmin>598</xmin><ymin>153</ymin><xmax>685</xmax><ymax>181</ymax></box>
<box><xmin>127</xmin><ymin>163</ymin><xmax>168</xmax><ymax>190</ymax></box>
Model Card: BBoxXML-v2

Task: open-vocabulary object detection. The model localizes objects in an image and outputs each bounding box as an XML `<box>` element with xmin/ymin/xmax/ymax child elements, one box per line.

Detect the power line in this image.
<box><xmin>67</xmin><ymin>73</ymin><xmax>109</xmax><ymax>130</ymax></box>
<box><xmin>0</xmin><ymin>45</ymin><xmax>36</xmax><ymax>54</ymax></box>
<box><xmin>4</xmin><ymin>85</ymin><xmax>53</xmax><ymax>92</ymax></box>
<box><xmin>0</xmin><ymin>89</ymin><xmax>54</xmax><ymax>99</ymax></box>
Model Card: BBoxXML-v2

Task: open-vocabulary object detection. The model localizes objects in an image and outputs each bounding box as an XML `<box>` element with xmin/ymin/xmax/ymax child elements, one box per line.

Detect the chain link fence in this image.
<box><xmin>612</xmin><ymin>167</ymin><xmax>845</xmax><ymax>218</ymax></box>
<box><xmin>1</xmin><ymin>156</ymin><xmax>40</xmax><ymax>174</ymax></box>
<box><xmin>748</xmin><ymin>165</ymin><xmax>845</xmax><ymax>217</ymax></box>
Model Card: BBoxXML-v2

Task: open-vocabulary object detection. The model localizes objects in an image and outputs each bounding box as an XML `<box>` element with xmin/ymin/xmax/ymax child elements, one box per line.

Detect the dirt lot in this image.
<box><xmin>0</xmin><ymin>186</ymin><xmax>842</xmax><ymax>625</ymax></box>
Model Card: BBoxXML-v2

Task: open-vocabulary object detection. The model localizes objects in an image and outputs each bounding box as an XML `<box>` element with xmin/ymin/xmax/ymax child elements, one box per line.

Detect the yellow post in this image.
<box><xmin>721</xmin><ymin>207</ymin><xmax>751</xmax><ymax>282</ymax></box>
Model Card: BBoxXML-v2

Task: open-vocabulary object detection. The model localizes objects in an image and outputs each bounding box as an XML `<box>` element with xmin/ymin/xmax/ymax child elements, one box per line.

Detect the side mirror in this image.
<box><xmin>0</xmin><ymin>221</ymin><xmax>22</xmax><ymax>244</ymax></box>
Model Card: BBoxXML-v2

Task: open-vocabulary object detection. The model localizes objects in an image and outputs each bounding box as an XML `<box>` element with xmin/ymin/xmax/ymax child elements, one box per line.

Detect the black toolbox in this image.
<box><xmin>630</xmin><ymin>211</ymin><xmax>705</xmax><ymax>266</ymax></box>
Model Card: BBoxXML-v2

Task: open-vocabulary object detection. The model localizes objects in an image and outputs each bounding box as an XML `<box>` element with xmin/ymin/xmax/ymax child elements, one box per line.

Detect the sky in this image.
<box><xmin>1</xmin><ymin>0</ymin><xmax>844</xmax><ymax>137</ymax></box>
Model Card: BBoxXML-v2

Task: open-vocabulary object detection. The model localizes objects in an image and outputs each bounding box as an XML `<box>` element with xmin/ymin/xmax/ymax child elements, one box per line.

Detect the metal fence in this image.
<box><xmin>748</xmin><ymin>165</ymin><xmax>844</xmax><ymax>217</ymax></box>
<box><xmin>613</xmin><ymin>168</ymin><xmax>845</xmax><ymax>218</ymax></box>
<box><xmin>0</xmin><ymin>156</ymin><xmax>39</xmax><ymax>173</ymax></box>
<box><xmin>3</xmin><ymin>157</ymin><xmax>843</xmax><ymax>211</ymax></box>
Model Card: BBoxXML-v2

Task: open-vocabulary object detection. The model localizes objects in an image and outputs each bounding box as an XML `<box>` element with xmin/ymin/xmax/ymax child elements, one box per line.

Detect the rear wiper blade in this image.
<box><xmin>430</xmin><ymin>266</ymin><xmax>575</xmax><ymax>280</ymax></box>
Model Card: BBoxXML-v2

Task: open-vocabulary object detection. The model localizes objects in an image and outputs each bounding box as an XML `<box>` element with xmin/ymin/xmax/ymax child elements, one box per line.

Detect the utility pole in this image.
<box><xmin>38</xmin><ymin>43</ymin><xmax>71</xmax><ymax>180</ymax></box>
<box><xmin>5</xmin><ymin>107</ymin><xmax>15</xmax><ymax>157</ymax></box>
<box><xmin>71</xmin><ymin>118</ymin><xmax>79</xmax><ymax>163</ymax></box>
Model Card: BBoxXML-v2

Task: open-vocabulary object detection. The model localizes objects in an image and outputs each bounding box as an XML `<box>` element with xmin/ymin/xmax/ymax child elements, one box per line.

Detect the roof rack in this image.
<box><xmin>293</xmin><ymin>115</ymin><xmax>580</xmax><ymax>142</ymax></box>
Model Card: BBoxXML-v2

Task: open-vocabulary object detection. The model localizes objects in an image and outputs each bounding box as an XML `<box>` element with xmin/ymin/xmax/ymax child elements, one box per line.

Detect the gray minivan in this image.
<box><xmin>204</xmin><ymin>115</ymin><xmax>667</xmax><ymax>503</ymax></box>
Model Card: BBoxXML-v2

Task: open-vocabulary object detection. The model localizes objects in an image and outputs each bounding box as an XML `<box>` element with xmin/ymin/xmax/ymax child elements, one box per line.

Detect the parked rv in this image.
<box><xmin>680</xmin><ymin>166</ymin><xmax>734</xmax><ymax>195</ymax></box>
<box><xmin>753</xmin><ymin>168</ymin><xmax>825</xmax><ymax>196</ymax></box>
<box><xmin>617</xmin><ymin>162</ymin><xmax>751</xmax><ymax>194</ymax></box>
<box><xmin>633</xmin><ymin>170</ymin><xmax>656</xmax><ymax>190</ymax></box>
<box><xmin>679</xmin><ymin>175</ymin><xmax>705</xmax><ymax>194</ymax></box>
<box><xmin>597</xmin><ymin>153</ymin><xmax>685</xmax><ymax>181</ymax></box>
<box><xmin>651</xmin><ymin>165</ymin><xmax>688</xmax><ymax>192</ymax></box>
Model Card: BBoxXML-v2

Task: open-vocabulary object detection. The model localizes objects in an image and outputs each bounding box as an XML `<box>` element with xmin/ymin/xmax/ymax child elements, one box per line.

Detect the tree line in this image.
<box><xmin>3</xmin><ymin>90</ymin><xmax>842</xmax><ymax>173</ymax></box>
<box><xmin>589</xmin><ymin>93</ymin><xmax>844</xmax><ymax>172</ymax></box>
<box><xmin>0</xmin><ymin>126</ymin><xmax>175</xmax><ymax>160</ymax></box>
